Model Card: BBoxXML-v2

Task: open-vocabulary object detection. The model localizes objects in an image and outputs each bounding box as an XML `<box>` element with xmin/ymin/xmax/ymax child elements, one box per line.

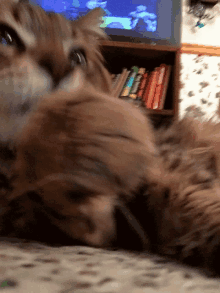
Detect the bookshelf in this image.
<box><xmin>100</xmin><ymin>40</ymin><xmax>180</xmax><ymax>128</ymax></box>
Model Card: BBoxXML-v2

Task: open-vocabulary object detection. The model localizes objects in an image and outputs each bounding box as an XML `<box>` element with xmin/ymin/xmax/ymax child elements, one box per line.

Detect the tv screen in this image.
<box><xmin>41</xmin><ymin>0</ymin><xmax>181</xmax><ymax>47</ymax></box>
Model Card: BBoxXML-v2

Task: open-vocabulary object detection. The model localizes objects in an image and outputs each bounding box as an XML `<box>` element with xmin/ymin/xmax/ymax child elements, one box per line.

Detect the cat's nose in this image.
<box><xmin>38</xmin><ymin>54</ymin><xmax>72</xmax><ymax>87</ymax></box>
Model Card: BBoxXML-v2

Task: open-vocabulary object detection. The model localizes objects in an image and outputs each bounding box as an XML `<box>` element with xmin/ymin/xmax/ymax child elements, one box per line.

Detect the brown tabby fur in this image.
<box><xmin>8</xmin><ymin>68</ymin><xmax>162</xmax><ymax>247</ymax></box>
<box><xmin>1</xmin><ymin>0</ymin><xmax>220</xmax><ymax>277</ymax></box>
<box><xmin>153</xmin><ymin>119</ymin><xmax>220</xmax><ymax>274</ymax></box>
<box><xmin>0</xmin><ymin>0</ymin><xmax>111</xmax><ymax>201</ymax></box>
<box><xmin>0</xmin><ymin>0</ymin><xmax>111</xmax><ymax>145</ymax></box>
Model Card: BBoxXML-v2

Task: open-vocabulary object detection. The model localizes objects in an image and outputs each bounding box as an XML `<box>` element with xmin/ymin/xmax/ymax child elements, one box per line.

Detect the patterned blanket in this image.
<box><xmin>0</xmin><ymin>240</ymin><xmax>219</xmax><ymax>293</ymax></box>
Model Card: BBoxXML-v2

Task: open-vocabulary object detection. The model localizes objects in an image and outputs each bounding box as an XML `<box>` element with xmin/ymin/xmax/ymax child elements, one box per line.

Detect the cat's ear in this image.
<box><xmin>74</xmin><ymin>8</ymin><xmax>107</xmax><ymax>39</ymax></box>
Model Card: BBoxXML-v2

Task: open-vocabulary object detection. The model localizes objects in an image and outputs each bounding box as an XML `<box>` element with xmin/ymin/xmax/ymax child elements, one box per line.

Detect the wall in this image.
<box><xmin>179</xmin><ymin>53</ymin><xmax>220</xmax><ymax>122</ymax></box>
<box><xmin>181</xmin><ymin>0</ymin><xmax>220</xmax><ymax>46</ymax></box>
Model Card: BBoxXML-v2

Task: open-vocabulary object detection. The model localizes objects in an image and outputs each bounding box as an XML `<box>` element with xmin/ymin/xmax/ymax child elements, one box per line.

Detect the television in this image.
<box><xmin>41</xmin><ymin>0</ymin><xmax>181</xmax><ymax>47</ymax></box>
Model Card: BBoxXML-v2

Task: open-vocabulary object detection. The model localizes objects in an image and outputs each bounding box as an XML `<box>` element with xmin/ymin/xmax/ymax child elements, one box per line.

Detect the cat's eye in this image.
<box><xmin>69</xmin><ymin>49</ymin><xmax>87</xmax><ymax>68</ymax></box>
<box><xmin>0</xmin><ymin>31</ymin><xmax>14</xmax><ymax>46</ymax></box>
<box><xmin>0</xmin><ymin>30</ymin><xmax>16</xmax><ymax>47</ymax></box>
<box><xmin>0</xmin><ymin>24</ymin><xmax>24</xmax><ymax>50</ymax></box>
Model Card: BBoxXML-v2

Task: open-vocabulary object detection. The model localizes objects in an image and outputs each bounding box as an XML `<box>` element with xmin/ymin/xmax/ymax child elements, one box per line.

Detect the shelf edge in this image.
<box><xmin>181</xmin><ymin>43</ymin><xmax>220</xmax><ymax>56</ymax></box>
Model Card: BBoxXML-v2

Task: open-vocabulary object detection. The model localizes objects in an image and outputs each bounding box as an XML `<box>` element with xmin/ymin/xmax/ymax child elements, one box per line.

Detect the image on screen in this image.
<box><xmin>41</xmin><ymin>0</ymin><xmax>158</xmax><ymax>35</ymax></box>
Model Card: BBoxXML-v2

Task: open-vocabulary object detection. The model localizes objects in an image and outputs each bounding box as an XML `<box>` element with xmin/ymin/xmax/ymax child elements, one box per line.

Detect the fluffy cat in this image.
<box><xmin>1</xmin><ymin>0</ymin><xmax>220</xmax><ymax>278</ymax></box>
<box><xmin>0</xmin><ymin>0</ymin><xmax>112</xmax><ymax>144</ymax></box>
<box><xmin>0</xmin><ymin>0</ymin><xmax>162</xmax><ymax>248</ymax></box>
<box><xmin>0</xmin><ymin>0</ymin><xmax>111</xmax><ymax>197</ymax></box>
<box><xmin>8</xmin><ymin>69</ymin><xmax>163</xmax><ymax>248</ymax></box>
<box><xmin>153</xmin><ymin>118</ymin><xmax>220</xmax><ymax>275</ymax></box>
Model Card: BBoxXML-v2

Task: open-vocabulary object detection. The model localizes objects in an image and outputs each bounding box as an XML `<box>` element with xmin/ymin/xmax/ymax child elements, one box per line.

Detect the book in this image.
<box><xmin>131</xmin><ymin>72</ymin><xmax>149</xmax><ymax>100</ymax></box>
<box><xmin>112</xmin><ymin>70</ymin><xmax>123</xmax><ymax>95</ymax></box>
<box><xmin>143</xmin><ymin>67</ymin><xmax>160</xmax><ymax>109</ymax></box>
<box><xmin>152</xmin><ymin>64</ymin><xmax>166</xmax><ymax>109</ymax></box>
<box><xmin>111</xmin><ymin>73</ymin><xmax>121</xmax><ymax>90</ymax></box>
<box><xmin>113</xmin><ymin>68</ymin><xmax>130</xmax><ymax>98</ymax></box>
<box><xmin>119</xmin><ymin>69</ymin><xmax>133</xmax><ymax>96</ymax></box>
<box><xmin>120</xmin><ymin>66</ymin><xmax>139</xmax><ymax>97</ymax></box>
<box><xmin>158</xmin><ymin>65</ymin><xmax>172</xmax><ymax>109</ymax></box>
<box><xmin>129</xmin><ymin>67</ymin><xmax>146</xmax><ymax>99</ymax></box>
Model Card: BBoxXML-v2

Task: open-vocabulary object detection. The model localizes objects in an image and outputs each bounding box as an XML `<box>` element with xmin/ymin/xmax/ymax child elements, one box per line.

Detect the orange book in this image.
<box><xmin>152</xmin><ymin>64</ymin><xmax>166</xmax><ymax>109</ymax></box>
<box><xmin>158</xmin><ymin>65</ymin><xmax>172</xmax><ymax>109</ymax></box>
<box><xmin>143</xmin><ymin>67</ymin><xmax>160</xmax><ymax>109</ymax></box>
<box><xmin>134</xmin><ymin>72</ymin><xmax>149</xmax><ymax>100</ymax></box>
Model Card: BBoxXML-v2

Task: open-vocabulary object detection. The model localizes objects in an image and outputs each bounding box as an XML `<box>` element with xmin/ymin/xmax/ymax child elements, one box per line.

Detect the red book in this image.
<box><xmin>158</xmin><ymin>65</ymin><xmax>172</xmax><ymax>109</ymax></box>
<box><xmin>143</xmin><ymin>67</ymin><xmax>160</xmax><ymax>109</ymax></box>
<box><xmin>152</xmin><ymin>64</ymin><xmax>166</xmax><ymax>109</ymax></box>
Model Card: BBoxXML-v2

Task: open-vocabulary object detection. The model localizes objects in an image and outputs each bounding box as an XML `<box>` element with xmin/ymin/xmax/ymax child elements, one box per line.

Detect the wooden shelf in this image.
<box><xmin>101</xmin><ymin>40</ymin><xmax>179</xmax><ymax>52</ymax></box>
<box><xmin>100</xmin><ymin>40</ymin><xmax>180</xmax><ymax>125</ymax></box>
<box><xmin>181</xmin><ymin>43</ymin><xmax>220</xmax><ymax>56</ymax></box>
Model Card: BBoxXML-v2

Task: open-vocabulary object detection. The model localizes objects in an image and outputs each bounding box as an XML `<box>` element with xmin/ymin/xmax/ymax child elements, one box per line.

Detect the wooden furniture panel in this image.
<box><xmin>101</xmin><ymin>41</ymin><xmax>180</xmax><ymax>125</ymax></box>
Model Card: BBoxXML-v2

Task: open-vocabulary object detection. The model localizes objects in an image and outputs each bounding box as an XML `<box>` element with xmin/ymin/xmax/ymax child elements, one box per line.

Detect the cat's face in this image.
<box><xmin>0</xmin><ymin>0</ymin><xmax>111</xmax><ymax>143</ymax></box>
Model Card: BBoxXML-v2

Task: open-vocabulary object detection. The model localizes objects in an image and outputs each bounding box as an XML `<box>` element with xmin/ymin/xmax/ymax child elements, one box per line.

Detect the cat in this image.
<box><xmin>1</xmin><ymin>0</ymin><xmax>220</xmax><ymax>278</ymax></box>
<box><xmin>7</xmin><ymin>71</ymin><xmax>164</xmax><ymax>248</ymax></box>
<box><xmin>0</xmin><ymin>0</ymin><xmax>112</xmax><ymax>144</ymax></box>
<box><xmin>153</xmin><ymin>118</ymin><xmax>220</xmax><ymax>275</ymax></box>
<box><xmin>0</xmin><ymin>0</ymin><xmax>112</xmax><ymax>200</ymax></box>
<box><xmin>0</xmin><ymin>0</ymin><xmax>162</xmax><ymax>247</ymax></box>
<box><xmin>10</xmin><ymin>77</ymin><xmax>220</xmax><ymax>276</ymax></box>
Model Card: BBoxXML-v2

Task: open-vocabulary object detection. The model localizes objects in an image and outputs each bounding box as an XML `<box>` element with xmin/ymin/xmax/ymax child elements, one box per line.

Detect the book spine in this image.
<box><xmin>120</xmin><ymin>66</ymin><xmax>139</xmax><ymax>97</ymax></box>
<box><xmin>112</xmin><ymin>68</ymin><xmax>126</xmax><ymax>97</ymax></box>
<box><xmin>152</xmin><ymin>65</ymin><xmax>166</xmax><ymax>109</ymax></box>
<box><xmin>144</xmin><ymin>68</ymin><xmax>160</xmax><ymax>109</ymax></box>
<box><xmin>113</xmin><ymin>69</ymin><xmax>130</xmax><ymax>98</ymax></box>
<box><xmin>158</xmin><ymin>65</ymin><xmax>172</xmax><ymax>109</ymax></box>
<box><xmin>132</xmin><ymin>72</ymin><xmax>149</xmax><ymax>100</ymax></box>
<box><xmin>142</xmin><ymin>70</ymin><xmax>154</xmax><ymax>107</ymax></box>
<box><xmin>129</xmin><ymin>67</ymin><xmax>146</xmax><ymax>99</ymax></box>
<box><xmin>119</xmin><ymin>69</ymin><xmax>133</xmax><ymax>96</ymax></box>
<box><xmin>111</xmin><ymin>73</ymin><xmax>121</xmax><ymax>90</ymax></box>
